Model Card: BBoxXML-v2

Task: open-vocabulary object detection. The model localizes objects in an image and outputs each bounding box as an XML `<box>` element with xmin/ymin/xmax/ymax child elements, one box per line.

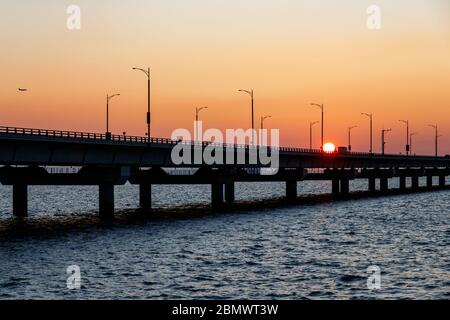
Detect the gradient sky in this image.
<box><xmin>1</xmin><ymin>0</ymin><xmax>449</xmax><ymax>154</ymax></box>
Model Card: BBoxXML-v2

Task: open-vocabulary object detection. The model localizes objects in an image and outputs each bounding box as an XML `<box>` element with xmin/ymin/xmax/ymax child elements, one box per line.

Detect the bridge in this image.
<box><xmin>1</xmin><ymin>125</ymin><xmax>449</xmax><ymax>219</ymax></box>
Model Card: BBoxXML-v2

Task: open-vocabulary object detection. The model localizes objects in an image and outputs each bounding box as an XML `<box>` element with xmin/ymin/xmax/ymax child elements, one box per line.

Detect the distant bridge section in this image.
<box><xmin>1</xmin><ymin>126</ymin><xmax>449</xmax><ymax>219</ymax></box>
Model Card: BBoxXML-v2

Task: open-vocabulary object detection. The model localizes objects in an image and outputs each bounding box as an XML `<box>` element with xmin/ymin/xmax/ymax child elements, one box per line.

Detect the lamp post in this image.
<box><xmin>132</xmin><ymin>67</ymin><xmax>151</xmax><ymax>141</ymax></box>
<box><xmin>348</xmin><ymin>126</ymin><xmax>357</xmax><ymax>151</ymax></box>
<box><xmin>106</xmin><ymin>93</ymin><xmax>120</xmax><ymax>140</ymax></box>
<box><xmin>310</xmin><ymin>121</ymin><xmax>319</xmax><ymax>150</ymax></box>
<box><xmin>381</xmin><ymin>128</ymin><xmax>392</xmax><ymax>155</ymax></box>
<box><xmin>310</xmin><ymin>103</ymin><xmax>324</xmax><ymax>150</ymax></box>
<box><xmin>195</xmin><ymin>106</ymin><xmax>208</xmax><ymax>142</ymax></box>
<box><xmin>238</xmin><ymin>89</ymin><xmax>254</xmax><ymax>144</ymax></box>
<box><xmin>361</xmin><ymin>113</ymin><xmax>373</xmax><ymax>153</ymax></box>
<box><xmin>428</xmin><ymin>124</ymin><xmax>439</xmax><ymax>157</ymax></box>
<box><xmin>409</xmin><ymin>132</ymin><xmax>418</xmax><ymax>155</ymax></box>
<box><xmin>399</xmin><ymin>120</ymin><xmax>410</xmax><ymax>155</ymax></box>
<box><xmin>260</xmin><ymin>115</ymin><xmax>272</xmax><ymax>130</ymax></box>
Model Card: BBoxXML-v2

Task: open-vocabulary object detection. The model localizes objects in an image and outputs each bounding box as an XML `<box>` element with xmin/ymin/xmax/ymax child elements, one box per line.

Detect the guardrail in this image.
<box><xmin>0</xmin><ymin>125</ymin><xmax>441</xmax><ymax>159</ymax></box>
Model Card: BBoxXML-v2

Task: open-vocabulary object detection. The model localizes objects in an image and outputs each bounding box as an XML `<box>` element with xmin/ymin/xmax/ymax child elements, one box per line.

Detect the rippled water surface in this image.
<box><xmin>0</xmin><ymin>179</ymin><xmax>449</xmax><ymax>299</ymax></box>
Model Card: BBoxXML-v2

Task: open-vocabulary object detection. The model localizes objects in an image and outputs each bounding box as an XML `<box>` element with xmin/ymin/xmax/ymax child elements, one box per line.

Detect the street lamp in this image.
<box><xmin>238</xmin><ymin>89</ymin><xmax>255</xmax><ymax>144</ymax></box>
<box><xmin>399</xmin><ymin>120</ymin><xmax>410</xmax><ymax>155</ymax></box>
<box><xmin>195</xmin><ymin>106</ymin><xmax>208</xmax><ymax>142</ymax></box>
<box><xmin>132</xmin><ymin>67</ymin><xmax>151</xmax><ymax>141</ymax></box>
<box><xmin>260</xmin><ymin>115</ymin><xmax>272</xmax><ymax>130</ymax></box>
<box><xmin>106</xmin><ymin>93</ymin><xmax>120</xmax><ymax>140</ymax></box>
<box><xmin>381</xmin><ymin>128</ymin><xmax>392</xmax><ymax>155</ymax></box>
<box><xmin>348</xmin><ymin>126</ymin><xmax>357</xmax><ymax>151</ymax></box>
<box><xmin>409</xmin><ymin>132</ymin><xmax>418</xmax><ymax>155</ymax></box>
<box><xmin>310</xmin><ymin>103</ymin><xmax>324</xmax><ymax>150</ymax></box>
<box><xmin>310</xmin><ymin>121</ymin><xmax>319</xmax><ymax>150</ymax></box>
<box><xmin>361</xmin><ymin>113</ymin><xmax>373</xmax><ymax>153</ymax></box>
<box><xmin>428</xmin><ymin>124</ymin><xmax>439</xmax><ymax>157</ymax></box>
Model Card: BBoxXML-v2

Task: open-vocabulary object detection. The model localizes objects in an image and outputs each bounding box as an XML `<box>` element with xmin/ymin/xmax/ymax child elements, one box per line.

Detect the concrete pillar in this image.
<box><xmin>399</xmin><ymin>176</ymin><xmax>406</xmax><ymax>190</ymax></box>
<box><xmin>439</xmin><ymin>175</ymin><xmax>446</xmax><ymax>187</ymax></box>
<box><xmin>340</xmin><ymin>179</ymin><xmax>349</xmax><ymax>196</ymax></box>
<box><xmin>99</xmin><ymin>184</ymin><xmax>114</xmax><ymax>220</ymax></box>
<box><xmin>225</xmin><ymin>182</ymin><xmax>235</xmax><ymax>205</ymax></box>
<box><xmin>286</xmin><ymin>181</ymin><xmax>297</xmax><ymax>202</ymax></box>
<box><xmin>139</xmin><ymin>184</ymin><xmax>152</xmax><ymax>210</ymax></box>
<box><xmin>411</xmin><ymin>176</ymin><xmax>419</xmax><ymax>190</ymax></box>
<box><xmin>426</xmin><ymin>176</ymin><xmax>433</xmax><ymax>188</ymax></box>
<box><xmin>368</xmin><ymin>178</ymin><xmax>376</xmax><ymax>192</ymax></box>
<box><xmin>380</xmin><ymin>178</ymin><xmax>389</xmax><ymax>192</ymax></box>
<box><xmin>13</xmin><ymin>184</ymin><xmax>28</xmax><ymax>218</ymax></box>
<box><xmin>332</xmin><ymin>179</ymin><xmax>340</xmax><ymax>196</ymax></box>
<box><xmin>211</xmin><ymin>183</ymin><xmax>224</xmax><ymax>209</ymax></box>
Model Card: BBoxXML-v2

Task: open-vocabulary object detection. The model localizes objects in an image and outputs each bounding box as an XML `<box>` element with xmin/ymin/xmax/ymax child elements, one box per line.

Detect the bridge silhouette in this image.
<box><xmin>1</xmin><ymin>125</ymin><xmax>449</xmax><ymax>219</ymax></box>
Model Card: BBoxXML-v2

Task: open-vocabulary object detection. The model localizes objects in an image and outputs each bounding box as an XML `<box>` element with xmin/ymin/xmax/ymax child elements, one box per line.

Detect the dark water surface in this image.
<box><xmin>0</xmin><ymin>179</ymin><xmax>449</xmax><ymax>299</ymax></box>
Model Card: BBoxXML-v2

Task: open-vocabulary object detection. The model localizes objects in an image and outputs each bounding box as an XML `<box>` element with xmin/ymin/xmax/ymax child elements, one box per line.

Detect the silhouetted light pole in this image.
<box><xmin>238</xmin><ymin>89</ymin><xmax>254</xmax><ymax>144</ymax></box>
<box><xmin>409</xmin><ymin>132</ymin><xmax>418</xmax><ymax>155</ymax></box>
<box><xmin>429</xmin><ymin>124</ymin><xmax>439</xmax><ymax>157</ymax></box>
<box><xmin>399</xmin><ymin>120</ymin><xmax>410</xmax><ymax>155</ymax></box>
<box><xmin>381</xmin><ymin>128</ymin><xmax>392</xmax><ymax>155</ymax></box>
<box><xmin>260</xmin><ymin>115</ymin><xmax>272</xmax><ymax>130</ymax></box>
<box><xmin>132</xmin><ymin>67</ymin><xmax>151</xmax><ymax>141</ymax></box>
<box><xmin>106</xmin><ymin>93</ymin><xmax>120</xmax><ymax>140</ymax></box>
<box><xmin>195</xmin><ymin>106</ymin><xmax>208</xmax><ymax>141</ymax></box>
<box><xmin>348</xmin><ymin>126</ymin><xmax>357</xmax><ymax>151</ymax></box>
<box><xmin>311</xmin><ymin>103</ymin><xmax>324</xmax><ymax>149</ymax></box>
<box><xmin>362</xmin><ymin>113</ymin><xmax>373</xmax><ymax>153</ymax></box>
<box><xmin>310</xmin><ymin>121</ymin><xmax>319</xmax><ymax>150</ymax></box>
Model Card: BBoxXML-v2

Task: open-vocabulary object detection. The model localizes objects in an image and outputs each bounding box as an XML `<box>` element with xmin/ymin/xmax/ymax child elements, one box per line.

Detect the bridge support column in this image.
<box><xmin>211</xmin><ymin>183</ymin><xmax>224</xmax><ymax>209</ymax></box>
<box><xmin>439</xmin><ymin>175</ymin><xmax>446</xmax><ymax>188</ymax></box>
<box><xmin>380</xmin><ymin>178</ymin><xmax>389</xmax><ymax>192</ymax></box>
<box><xmin>13</xmin><ymin>184</ymin><xmax>28</xmax><ymax>218</ymax></box>
<box><xmin>399</xmin><ymin>176</ymin><xmax>406</xmax><ymax>190</ymax></box>
<box><xmin>332</xmin><ymin>179</ymin><xmax>340</xmax><ymax>196</ymax></box>
<box><xmin>368</xmin><ymin>178</ymin><xmax>376</xmax><ymax>192</ymax></box>
<box><xmin>286</xmin><ymin>181</ymin><xmax>297</xmax><ymax>202</ymax></box>
<box><xmin>139</xmin><ymin>184</ymin><xmax>152</xmax><ymax>211</ymax></box>
<box><xmin>99</xmin><ymin>184</ymin><xmax>114</xmax><ymax>220</ymax></box>
<box><xmin>427</xmin><ymin>176</ymin><xmax>433</xmax><ymax>188</ymax></box>
<box><xmin>225</xmin><ymin>182</ymin><xmax>235</xmax><ymax>205</ymax></box>
<box><xmin>411</xmin><ymin>176</ymin><xmax>419</xmax><ymax>190</ymax></box>
<box><xmin>340</xmin><ymin>179</ymin><xmax>349</xmax><ymax>196</ymax></box>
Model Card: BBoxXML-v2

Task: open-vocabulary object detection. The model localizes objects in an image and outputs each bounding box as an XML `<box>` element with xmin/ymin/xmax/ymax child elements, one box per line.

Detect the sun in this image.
<box><xmin>323</xmin><ymin>142</ymin><xmax>336</xmax><ymax>153</ymax></box>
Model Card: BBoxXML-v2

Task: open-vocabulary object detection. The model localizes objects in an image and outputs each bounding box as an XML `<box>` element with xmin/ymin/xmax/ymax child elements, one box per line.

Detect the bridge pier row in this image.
<box><xmin>411</xmin><ymin>176</ymin><xmax>419</xmax><ymax>190</ymax></box>
<box><xmin>340</xmin><ymin>178</ymin><xmax>349</xmax><ymax>196</ymax></box>
<box><xmin>225</xmin><ymin>182</ymin><xmax>235</xmax><ymax>205</ymax></box>
<box><xmin>368</xmin><ymin>178</ymin><xmax>376</xmax><ymax>192</ymax></box>
<box><xmin>399</xmin><ymin>176</ymin><xmax>406</xmax><ymax>190</ymax></box>
<box><xmin>99</xmin><ymin>184</ymin><xmax>114</xmax><ymax>220</ymax></box>
<box><xmin>286</xmin><ymin>181</ymin><xmax>297</xmax><ymax>202</ymax></box>
<box><xmin>439</xmin><ymin>175</ymin><xmax>446</xmax><ymax>188</ymax></box>
<box><xmin>211</xmin><ymin>183</ymin><xmax>224</xmax><ymax>209</ymax></box>
<box><xmin>380</xmin><ymin>178</ymin><xmax>389</xmax><ymax>192</ymax></box>
<box><xmin>13</xmin><ymin>184</ymin><xmax>28</xmax><ymax>218</ymax></box>
<box><xmin>139</xmin><ymin>184</ymin><xmax>152</xmax><ymax>211</ymax></box>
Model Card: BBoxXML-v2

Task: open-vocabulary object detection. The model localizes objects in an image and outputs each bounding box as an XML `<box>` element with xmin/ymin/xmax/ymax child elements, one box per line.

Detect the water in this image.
<box><xmin>0</xmin><ymin>179</ymin><xmax>449</xmax><ymax>299</ymax></box>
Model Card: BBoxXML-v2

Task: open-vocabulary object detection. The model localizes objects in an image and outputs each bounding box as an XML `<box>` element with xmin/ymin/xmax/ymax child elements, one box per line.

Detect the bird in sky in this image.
<box><xmin>18</xmin><ymin>88</ymin><xmax>28</xmax><ymax>92</ymax></box>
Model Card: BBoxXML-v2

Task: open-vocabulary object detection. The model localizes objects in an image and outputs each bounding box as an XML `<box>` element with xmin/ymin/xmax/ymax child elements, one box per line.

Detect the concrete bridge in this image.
<box><xmin>1</xmin><ymin>126</ymin><xmax>449</xmax><ymax>219</ymax></box>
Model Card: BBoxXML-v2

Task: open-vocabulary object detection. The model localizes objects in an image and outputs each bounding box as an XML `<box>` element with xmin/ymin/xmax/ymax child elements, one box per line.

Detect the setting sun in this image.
<box><xmin>323</xmin><ymin>143</ymin><xmax>336</xmax><ymax>153</ymax></box>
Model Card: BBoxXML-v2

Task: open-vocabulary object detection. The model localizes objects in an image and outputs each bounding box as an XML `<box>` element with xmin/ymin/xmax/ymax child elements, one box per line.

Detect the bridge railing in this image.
<box><xmin>0</xmin><ymin>125</ymin><xmax>440</xmax><ymax>159</ymax></box>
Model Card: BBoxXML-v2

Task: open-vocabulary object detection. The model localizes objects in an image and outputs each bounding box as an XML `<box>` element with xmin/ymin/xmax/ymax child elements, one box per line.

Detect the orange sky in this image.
<box><xmin>1</xmin><ymin>0</ymin><xmax>449</xmax><ymax>155</ymax></box>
